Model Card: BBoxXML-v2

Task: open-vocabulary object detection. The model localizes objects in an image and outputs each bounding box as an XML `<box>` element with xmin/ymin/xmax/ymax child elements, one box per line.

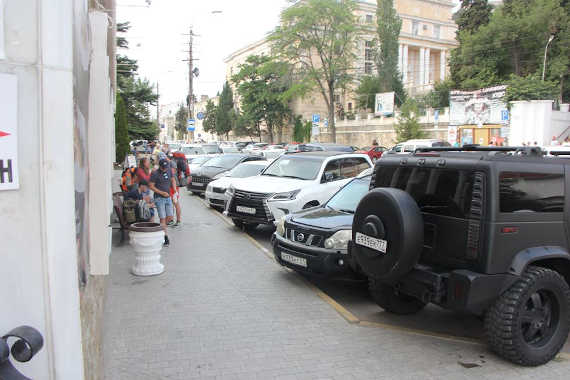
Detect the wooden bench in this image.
<box><xmin>112</xmin><ymin>192</ymin><xmax>129</xmax><ymax>244</ymax></box>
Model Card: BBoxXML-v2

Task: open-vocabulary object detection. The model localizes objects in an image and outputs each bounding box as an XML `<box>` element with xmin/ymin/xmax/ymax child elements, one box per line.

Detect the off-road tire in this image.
<box><xmin>368</xmin><ymin>277</ymin><xmax>427</xmax><ymax>315</ymax></box>
<box><xmin>484</xmin><ymin>266</ymin><xmax>570</xmax><ymax>366</ymax></box>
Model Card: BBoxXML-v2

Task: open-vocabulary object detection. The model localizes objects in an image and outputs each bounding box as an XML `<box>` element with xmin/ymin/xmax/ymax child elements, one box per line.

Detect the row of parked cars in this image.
<box><xmin>186</xmin><ymin>141</ymin><xmax>570</xmax><ymax>367</ymax></box>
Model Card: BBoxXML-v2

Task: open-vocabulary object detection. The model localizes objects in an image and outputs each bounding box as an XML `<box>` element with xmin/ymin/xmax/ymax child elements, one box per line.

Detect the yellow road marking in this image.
<box><xmin>301</xmin><ymin>279</ymin><xmax>360</xmax><ymax>324</ymax></box>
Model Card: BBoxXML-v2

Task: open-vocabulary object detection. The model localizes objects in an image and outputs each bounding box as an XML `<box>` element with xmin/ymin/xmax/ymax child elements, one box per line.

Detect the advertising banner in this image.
<box><xmin>375</xmin><ymin>92</ymin><xmax>395</xmax><ymax>116</ymax></box>
<box><xmin>449</xmin><ymin>85</ymin><xmax>507</xmax><ymax>126</ymax></box>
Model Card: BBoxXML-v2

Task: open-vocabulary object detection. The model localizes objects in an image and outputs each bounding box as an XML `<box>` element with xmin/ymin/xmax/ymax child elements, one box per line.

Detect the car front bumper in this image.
<box><xmin>205</xmin><ymin>189</ymin><xmax>227</xmax><ymax>208</ymax></box>
<box><xmin>272</xmin><ymin>233</ymin><xmax>359</xmax><ymax>278</ymax></box>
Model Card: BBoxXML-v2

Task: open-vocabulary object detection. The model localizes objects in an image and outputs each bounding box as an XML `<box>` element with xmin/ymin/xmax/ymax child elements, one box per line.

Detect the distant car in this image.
<box><xmin>400</xmin><ymin>139</ymin><xmax>451</xmax><ymax>153</ymax></box>
<box><xmin>358</xmin><ymin>146</ymin><xmax>388</xmax><ymax>161</ymax></box>
<box><xmin>301</xmin><ymin>143</ymin><xmax>355</xmax><ymax>153</ymax></box>
<box><xmin>225</xmin><ymin>152</ymin><xmax>372</xmax><ymax>228</ymax></box>
<box><xmin>243</xmin><ymin>143</ymin><xmax>269</xmax><ymax>152</ymax></box>
<box><xmin>285</xmin><ymin>143</ymin><xmax>301</xmax><ymax>153</ymax></box>
<box><xmin>188</xmin><ymin>155</ymin><xmax>213</xmax><ymax>174</ymax></box>
<box><xmin>205</xmin><ymin>160</ymin><xmax>271</xmax><ymax>209</ymax></box>
<box><xmin>272</xmin><ymin>170</ymin><xmax>372</xmax><ymax>278</ymax></box>
<box><xmin>201</xmin><ymin>144</ymin><xmax>223</xmax><ymax>154</ymax></box>
<box><xmin>181</xmin><ymin>144</ymin><xmax>207</xmax><ymax>162</ymax></box>
<box><xmin>236</xmin><ymin>141</ymin><xmax>253</xmax><ymax>151</ymax></box>
<box><xmin>221</xmin><ymin>146</ymin><xmax>240</xmax><ymax>153</ymax></box>
<box><xmin>188</xmin><ymin>154</ymin><xmax>264</xmax><ymax>195</ymax></box>
<box><xmin>260</xmin><ymin>148</ymin><xmax>286</xmax><ymax>161</ymax></box>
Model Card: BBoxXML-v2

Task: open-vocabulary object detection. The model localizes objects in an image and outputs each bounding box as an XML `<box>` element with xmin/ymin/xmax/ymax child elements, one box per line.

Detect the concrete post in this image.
<box><xmin>425</xmin><ymin>48</ymin><xmax>431</xmax><ymax>85</ymax></box>
<box><xmin>403</xmin><ymin>45</ymin><xmax>408</xmax><ymax>84</ymax></box>
<box><xmin>440</xmin><ymin>50</ymin><xmax>446</xmax><ymax>81</ymax></box>
<box><xmin>419</xmin><ymin>47</ymin><xmax>425</xmax><ymax>88</ymax></box>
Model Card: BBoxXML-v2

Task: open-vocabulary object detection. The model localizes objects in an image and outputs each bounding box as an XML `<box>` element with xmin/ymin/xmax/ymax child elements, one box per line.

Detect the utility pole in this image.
<box><xmin>187</xmin><ymin>27</ymin><xmax>195</xmax><ymax>142</ymax></box>
<box><xmin>156</xmin><ymin>82</ymin><xmax>160</xmax><ymax>141</ymax></box>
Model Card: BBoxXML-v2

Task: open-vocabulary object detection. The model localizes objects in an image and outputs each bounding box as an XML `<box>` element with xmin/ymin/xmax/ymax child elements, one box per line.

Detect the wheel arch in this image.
<box><xmin>509</xmin><ymin>246</ymin><xmax>570</xmax><ymax>285</ymax></box>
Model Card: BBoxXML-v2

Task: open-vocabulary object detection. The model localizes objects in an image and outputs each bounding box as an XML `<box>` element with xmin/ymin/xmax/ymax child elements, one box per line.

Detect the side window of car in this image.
<box><xmin>499</xmin><ymin>172</ymin><xmax>565</xmax><ymax>213</ymax></box>
<box><xmin>322</xmin><ymin>159</ymin><xmax>341</xmax><ymax>182</ymax></box>
<box><xmin>403</xmin><ymin>145</ymin><xmax>414</xmax><ymax>153</ymax></box>
<box><xmin>341</xmin><ymin>157</ymin><xmax>370</xmax><ymax>178</ymax></box>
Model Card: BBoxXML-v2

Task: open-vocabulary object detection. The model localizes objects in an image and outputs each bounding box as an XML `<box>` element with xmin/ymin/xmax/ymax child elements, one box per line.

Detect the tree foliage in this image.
<box><xmin>421</xmin><ymin>79</ymin><xmax>453</xmax><ymax>109</ymax></box>
<box><xmin>215</xmin><ymin>82</ymin><xmax>235</xmax><ymax>140</ymax></box>
<box><xmin>355</xmin><ymin>76</ymin><xmax>381</xmax><ymax>111</ymax></box>
<box><xmin>175</xmin><ymin>104</ymin><xmax>188</xmax><ymax>140</ymax></box>
<box><xmin>292</xmin><ymin>115</ymin><xmax>312</xmax><ymax>143</ymax></box>
<box><xmin>394</xmin><ymin>98</ymin><xmax>425</xmax><ymax>142</ymax></box>
<box><xmin>450</xmin><ymin>0</ymin><xmax>569</xmax><ymax>99</ymax></box>
<box><xmin>115</xmin><ymin>94</ymin><xmax>129</xmax><ymax>163</ymax></box>
<box><xmin>503</xmin><ymin>74</ymin><xmax>559</xmax><ymax>104</ymax></box>
<box><xmin>116</xmin><ymin>20</ymin><xmax>159</xmax><ymax>141</ymax></box>
<box><xmin>202</xmin><ymin>100</ymin><xmax>218</xmax><ymax>135</ymax></box>
<box><xmin>270</xmin><ymin>0</ymin><xmax>360</xmax><ymax>142</ymax></box>
<box><xmin>232</xmin><ymin>55</ymin><xmax>293</xmax><ymax>143</ymax></box>
<box><xmin>455</xmin><ymin>0</ymin><xmax>493</xmax><ymax>33</ymax></box>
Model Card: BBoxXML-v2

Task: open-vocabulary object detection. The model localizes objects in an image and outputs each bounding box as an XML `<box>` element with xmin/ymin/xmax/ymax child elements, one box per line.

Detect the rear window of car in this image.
<box><xmin>374</xmin><ymin>166</ymin><xmax>474</xmax><ymax>219</ymax></box>
<box><xmin>499</xmin><ymin>172</ymin><xmax>564</xmax><ymax>213</ymax></box>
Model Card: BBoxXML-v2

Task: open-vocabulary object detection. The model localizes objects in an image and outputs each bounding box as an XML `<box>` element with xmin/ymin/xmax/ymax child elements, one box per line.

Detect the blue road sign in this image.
<box><xmin>197</xmin><ymin>112</ymin><xmax>205</xmax><ymax>120</ymax></box>
<box><xmin>160</xmin><ymin>124</ymin><xmax>165</xmax><ymax>129</ymax></box>
<box><xmin>312</xmin><ymin>114</ymin><xmax>320</xmax><ymax>123</ymax></box>
<box><xmin>187</xmin><ymin>118</ymin><xmax>195</xmax><ymax>125</ymax></box>
<box><xmin>187</xmin><ymin>126</ymin><xmax>195</xmax><ymax>132</ymax></box>
<box><xmin>324</xmin><ymin>119</ymin><xmax>329</xmax><ymax>127</ymax></box>
<box><xmin>501</xmin><ymin>110</ymin><xmax>509</xmax><ymax>121</ymax></box>
<box><xmin>434</xmin><ymin>110</ymin><xmax>439</xmax><ymax>122</ymax></box>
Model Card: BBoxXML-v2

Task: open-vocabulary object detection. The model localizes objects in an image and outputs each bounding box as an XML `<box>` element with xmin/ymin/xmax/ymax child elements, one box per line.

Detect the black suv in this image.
<box><xmin>351</xmin><ymin>146</ymin><xmax>570</xmax><ymax>366</ymax></box>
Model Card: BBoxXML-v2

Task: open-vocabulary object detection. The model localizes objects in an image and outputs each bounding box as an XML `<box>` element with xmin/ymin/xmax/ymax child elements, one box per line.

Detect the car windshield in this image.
<box><xmin>182</xmin><ymin>146</ymin><xmax>205</xmax><ymax>155</ymax></box>
<box><xmin>190</xmin><ymin>156</ymin><xmax>211</xmax><ymax>165</ymax></box>
<box><xmin>202</xmin><ymin>145</ymin><xmax>220</xmax><ymax>154</ymax></box>
<box><xmin>203</xmin><ymin>155</ymin><xmax>243</xmax><ymax>169</ymax></box>
<box><xmin>326</xmin><ymin>177</ymin><xmax>371</xmax><ymax>213</ymax></box>
<box><xmin>262</xmin><ymin>156</ymin><xmax>323</xmax><ymax>180</ymax></box>
<box><xmin>228</xmin><ymin>163</ymin><xmax>266</xmax><ymax>178</ymax></box>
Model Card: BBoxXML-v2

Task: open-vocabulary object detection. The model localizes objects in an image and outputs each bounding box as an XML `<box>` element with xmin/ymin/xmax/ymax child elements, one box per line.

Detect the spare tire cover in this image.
<box><xmin>352</xmin><ymin>188</ymin><xmax>423</xmax><ymax>283</ymax></box>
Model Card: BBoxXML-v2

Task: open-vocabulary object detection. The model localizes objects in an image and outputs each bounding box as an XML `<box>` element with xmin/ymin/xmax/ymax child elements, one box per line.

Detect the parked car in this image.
<box><xmin>296</xmin><ymin>143</ymin><xmax>355</xmax><ymax>153</ymax></box>
<box><xmin>285</xmin><ymin>143</ymin><xmax>301</xmax><ymax>152</ymax></box>
<box><xmin>221</xmin><ymin>146</ymin><xmax>240</xmax><ymax>153</ymax></box>
<box><xmin>205</xmin><ymin>160</ymin><xmax>270</xmax><ymax>209</ymax></box>
<box><xmin>272</xmin><ymin>169</ymin><xmax>372</xmax><ymax>278</ymax></box>
<box><xmin>400</xmin><ymin>139</ymin><xmax>451</xmax><ymax>153</ymax></box>
<box><xmin>351</xmin><ymin>145</ymin><xmax>570</xmax><ymax>366</ymax></box>
<box><xmin>188</xmin><ymin>155</ymin><xmax>213</xmax><ymax>174</ymax></box>
<box><xmin>201</xmin><ymin>143</ymin><xmax>223</xmax><ymax>154</ymax></box>
<box><xmin>236</xmin><ymin>141</ymin><xmax>253</xmax><ymax>151</ymax></box>
<box><xmin>357</xmin><ymin>146</ymin><xmax>388</xmax><ymax>161</ymax></box>
<box><xmin>188</xmin><ymin>154</ymin><xmax>264</xmax><ymax>195</ymax></box>
<box><xmin>243</xmin><ymin>143</ymin><xmax>269</xmax><ymax>153</ymax></box>
<box><xmin>260</xmin><ymin>148</ymin><xmax>286</xmax><ymax>161</ymax></box>
<box><xmin>225</xmin><ymin>152</ymin><xmax>372</xmax><ymax>228</ymax></box>
<box><xmin>181</xmin><ymin>144</ymin><xmax>206</xmax><ymax>162</ymax></box>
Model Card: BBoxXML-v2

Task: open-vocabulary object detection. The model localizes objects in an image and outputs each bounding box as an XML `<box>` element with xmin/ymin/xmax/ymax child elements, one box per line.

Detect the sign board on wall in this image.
<box><xmin>375</xmin><ymin>92</ymin><xmax>394</xmax><ymax>116</ymax></box>
<box><xmin>447</xmin><ymin>126</ymin><xmax>458</xmax><ymax>145</ymax></box>
<box><xmin>0</xmin><ymin>73</ymin><xmax>18</xmax><ymax>190</ymax></box>
<box><xmin>449</xmin><ymin>85</ymin><xmax>507</xmax><ymax>126</ymax></box>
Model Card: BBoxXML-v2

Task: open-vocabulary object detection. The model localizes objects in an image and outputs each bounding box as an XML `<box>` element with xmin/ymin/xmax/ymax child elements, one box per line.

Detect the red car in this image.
<box><xmin>357</xmin><ymin>146</ymin><xmax>387</xmax><ymax>162</ymax></box>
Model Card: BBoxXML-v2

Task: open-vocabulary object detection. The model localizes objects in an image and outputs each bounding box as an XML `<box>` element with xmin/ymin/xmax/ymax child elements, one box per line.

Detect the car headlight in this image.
<box><xmin>276</xmin><ymin>216</ymin><xmax>287</xmax><ymax>236</ymax></box>
<box><xmin>324</xmin><ymin>230</ymin><xmax>351</xmax><ymax>252</ymax></box>
<box><xmin>206</xmin><ymin>184</ymin><xmax>213</xmax><ymax>192</ymax></box>
<box><xmin>268</xmin><ymin>189</ymin><xmax>301</xmax><ymax>202</ymax></box>
<box><xmin>226</xmin><ymin>185</ymin><xmax>235</xmax><ymax>196</ymax></box>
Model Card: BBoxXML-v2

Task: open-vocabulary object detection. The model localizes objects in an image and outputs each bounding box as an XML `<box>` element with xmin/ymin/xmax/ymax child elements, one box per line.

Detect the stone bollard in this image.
<box><xmin>129</xmin><ymin>222</ymin><xmax>165</xmax><ymax>276</ymax></box>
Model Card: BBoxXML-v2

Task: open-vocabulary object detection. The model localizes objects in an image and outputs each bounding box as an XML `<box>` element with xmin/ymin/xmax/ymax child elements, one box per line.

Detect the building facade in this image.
<box><xmin>0</xmin><ymin>0</ymin><xmax>116</xmax><ymax>379</ymax></box>
<box><xmin>224</xmin><ymin>0</ymin><xmax>457</xmax><ymax>141</ymax></box>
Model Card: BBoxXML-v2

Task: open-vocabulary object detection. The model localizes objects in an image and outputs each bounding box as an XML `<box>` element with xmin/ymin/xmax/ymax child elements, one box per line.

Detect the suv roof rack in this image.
<box><xmin>415</xmin><ymin>145</ymin><xmax>545</xmax><ymax>157</ymax></box>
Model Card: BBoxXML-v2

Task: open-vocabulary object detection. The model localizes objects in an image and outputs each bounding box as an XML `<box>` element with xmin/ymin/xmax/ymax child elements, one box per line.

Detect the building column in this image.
<box><xmin>440</xmin><ymin>49</ymin><xmax>446</xmax><ymax>81</ymax></box>
<box><xmin>402</xmin><ymin>44</ymin><xmax>408</xmax><ymax>84</ymax></box>
<box><xmin>424</xmin><ymin>48</ymin><xmax>431</xmax><ymax>85</ymax></box>
<box><xmin>398</xmin><ymin>44</ymin><xmax>403</xmax><ymax>75</ymax></box>
<box><xmin>419</xmin><ymin>47</ymin><xmax>425</xmax><ymax>87</ymax></box>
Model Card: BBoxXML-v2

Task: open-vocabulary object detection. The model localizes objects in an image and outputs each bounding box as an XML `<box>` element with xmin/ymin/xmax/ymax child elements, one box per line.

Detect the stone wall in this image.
<box><xmin>80</xmin><ymin>275</ymin><xmax>106</xmax><ymax>380</ymax></box>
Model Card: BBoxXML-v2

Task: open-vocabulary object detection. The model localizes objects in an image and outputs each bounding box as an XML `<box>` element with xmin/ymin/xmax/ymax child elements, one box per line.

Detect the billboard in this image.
<box><xmin>375</xmin><ymin>92</ymin><xmax>395</xmax><ymax>116</ymax></box>
<box><xmin>449</xmin><ymin>85</ymin><xmax>508</xmax><ymax>126</ymax></box>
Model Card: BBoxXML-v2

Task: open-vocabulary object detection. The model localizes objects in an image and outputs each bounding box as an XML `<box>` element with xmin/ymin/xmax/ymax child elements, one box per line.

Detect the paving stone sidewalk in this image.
<box><xmin>103</xmin><ymin>194</ymin><xmax>570</xmax><ymax>380</ymax></box>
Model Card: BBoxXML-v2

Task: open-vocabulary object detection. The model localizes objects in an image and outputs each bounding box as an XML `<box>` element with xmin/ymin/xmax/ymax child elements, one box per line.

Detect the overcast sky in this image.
<box><xmin>118</xmin><ymin>0</ymin><xmax>293</xmax><ymax>106</ymax></box>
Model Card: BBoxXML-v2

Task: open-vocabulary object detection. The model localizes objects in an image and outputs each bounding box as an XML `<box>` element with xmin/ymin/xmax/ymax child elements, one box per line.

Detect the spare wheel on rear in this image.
<box><xmin>352</xmin><ymin>188</ymin><xmax>423</xmax><ymax>283</ymax></box>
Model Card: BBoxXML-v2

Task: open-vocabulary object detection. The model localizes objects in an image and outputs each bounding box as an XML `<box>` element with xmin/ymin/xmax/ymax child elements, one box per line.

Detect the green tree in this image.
<box><xmin>455</xmin><ymin>0</ymin><xmax>493</xmax><ymax>33</ymax></box>
<box><xmin>375</xmin><ymin>0</ymin><xmax>405</xmax><ymax>103</ymax></box>
<box><xmin>233</xmin><ymin>112</ymin><xmax>261</xmax><ymax>140</ymax></box>
<box><xmin>355</xmin><ymin>75</ymin><xmax>382</xmax><ymax>111</ymax></box>
<box><xmin>232</xmin><ymin>55</ymin><xmax>293</xmax><ymax>143</ymax></box>
<box><xmin>270</xmin><ymin>0</ymin><xmax>360</xmax><ymax>142</ymax></box>
<box><xmin>503</xmin><ymin>74</ymin><xmax>559</xmax><ymax>104</ymax></box>
<box><xmin>114</xmin><ymin>94</ymin><xmax>129</xmax><ymax>163</ymax></box>
<box><xmin>202</xmin><ymin>100</ymin><xmax>218</xmax><ymax>135</ymax></box>
<box><xmin>421</xmin><ymin>79</ymin><xmax>453</xmax><ymax>109</ymax></box>
<box><xmin>175</xmin><ymin>104</ymin><xmax>188</xmax><ymax>140</ymax></box>
<box><xmin>215</xmin><ymin>82</ymin><xmax>235</xmax><ymax>140</ymax></box>
<box><xmin>394</xmin><ymin>98</ymin><xmax>424</xmax><ymax>142</ymax></box>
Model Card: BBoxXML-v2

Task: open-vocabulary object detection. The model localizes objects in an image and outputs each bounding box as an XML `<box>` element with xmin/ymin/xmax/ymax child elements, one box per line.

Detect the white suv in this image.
<box><xmin>224</xmin><ymin>152</ymin><xmax>372</xmax><ymax>228</ymax></box>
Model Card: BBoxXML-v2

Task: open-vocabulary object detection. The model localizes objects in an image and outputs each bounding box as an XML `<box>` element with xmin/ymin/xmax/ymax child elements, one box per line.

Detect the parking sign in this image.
<box><xmin>312</xmin><ymin>114</ymin><xmax>320</xmax><ymax>123</ymax></box>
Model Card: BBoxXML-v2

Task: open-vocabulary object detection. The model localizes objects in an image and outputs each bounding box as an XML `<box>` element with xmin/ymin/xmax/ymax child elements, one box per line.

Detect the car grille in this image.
<box><xmin>191</xmin><ymin>175</ymin><xmax>211</xmax><ymax>184</ymax></box>
<box><xmin>212</xmin><ymin>187</ymin><xmax>226</xmax><ymax>194</ymax></box>
<box><xmin>231</xmin><ymin>190</ymin><xmax>273</xmax><ymax>221</ymax></box>
<box><xmin>285</xmin><ymin>227</ymin><xmax>324</xmax><ymax>248</ymax></box>
<box><xmin>209</xmin><ymin>198</ymin><xmax>225</xmax><ymax>206</ymax></box>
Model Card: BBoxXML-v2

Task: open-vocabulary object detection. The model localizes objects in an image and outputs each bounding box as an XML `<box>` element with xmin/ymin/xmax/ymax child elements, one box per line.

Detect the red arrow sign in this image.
<box><xmin>0</xmin><ymin>131</ymin><xmax>10</xmax><ymax>138</ymax></box>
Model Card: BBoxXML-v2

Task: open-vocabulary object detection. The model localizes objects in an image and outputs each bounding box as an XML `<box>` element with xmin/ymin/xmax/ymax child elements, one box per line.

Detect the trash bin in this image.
<box><xmin>129</xmin><ymin>222</ymin><xmax>165</xmax><ymax>276</ymax></box>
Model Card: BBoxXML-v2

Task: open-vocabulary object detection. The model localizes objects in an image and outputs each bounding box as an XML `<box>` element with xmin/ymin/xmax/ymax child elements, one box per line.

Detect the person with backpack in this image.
<box><xmin>149</xmin><ymin>159</ymin><xmax>177</xmax><ymax>246</ymax></box>
<box><xmin>123</xmin><ymin>179</ymin><xmax>155</xmax><ymax>222</ymax></box>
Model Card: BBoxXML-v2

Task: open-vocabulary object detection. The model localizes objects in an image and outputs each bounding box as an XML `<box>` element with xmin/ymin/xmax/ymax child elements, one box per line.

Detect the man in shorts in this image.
<box><xmin>149</xmin><ymin>159</ymin><xmax>177</xmax><ymax>246</ymax></box>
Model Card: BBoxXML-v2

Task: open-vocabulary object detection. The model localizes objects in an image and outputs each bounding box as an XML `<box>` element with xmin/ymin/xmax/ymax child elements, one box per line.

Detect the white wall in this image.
<box><xmin>0</xmin><ymin>0</ymin><xmax>84</xmax><ymax>378</ymax></box>
<box><xmin>510</xmin><ymin>100</ymin><xmax>570</xmax><ymax>146</ymax></box>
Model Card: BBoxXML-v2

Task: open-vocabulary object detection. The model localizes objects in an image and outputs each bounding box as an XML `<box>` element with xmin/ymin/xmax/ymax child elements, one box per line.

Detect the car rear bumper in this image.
<box><xmin>272</xmin><ymin>233</ymin><xmax>358</xmax><ymax>278</ymax></box>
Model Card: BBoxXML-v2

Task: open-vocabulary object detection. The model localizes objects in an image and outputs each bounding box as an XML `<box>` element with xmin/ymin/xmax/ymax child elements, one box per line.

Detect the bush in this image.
<box><xmin>504</xmin><ymin>74</ymin><xmax>558</xmax><ymax>105</ymax></box>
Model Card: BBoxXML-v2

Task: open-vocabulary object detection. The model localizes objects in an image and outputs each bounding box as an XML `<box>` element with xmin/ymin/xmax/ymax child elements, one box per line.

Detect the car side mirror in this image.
<box><xmin>322</xmin><ymin>172</ymin><xmax>334</xmax><ymax>183</ymax></box>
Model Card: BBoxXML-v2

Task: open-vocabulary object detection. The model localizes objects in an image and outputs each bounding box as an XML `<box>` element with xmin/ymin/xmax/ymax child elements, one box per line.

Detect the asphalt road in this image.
<box><xmin>202</xmin><ymin>197</ymin><xmax>570</xmax><ymax>354</ymax></box>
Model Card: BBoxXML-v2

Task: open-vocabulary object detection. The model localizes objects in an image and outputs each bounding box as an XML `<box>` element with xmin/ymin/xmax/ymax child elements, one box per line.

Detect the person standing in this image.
<box><xmin>134</xmin><ymin>157</ymin><xmax>152</xmax><ymax>184</ymax></box>
<box><xmin>149</xmin><ymin>159</ymin><xmax>177</xmax><ymax>246</ymax></box>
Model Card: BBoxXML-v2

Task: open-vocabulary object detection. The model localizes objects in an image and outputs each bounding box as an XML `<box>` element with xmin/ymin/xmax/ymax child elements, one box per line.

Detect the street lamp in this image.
<box><xmin>542</xmin><ymin>34</ymin><xmax>555</xmax><ymax>81</ymax></box>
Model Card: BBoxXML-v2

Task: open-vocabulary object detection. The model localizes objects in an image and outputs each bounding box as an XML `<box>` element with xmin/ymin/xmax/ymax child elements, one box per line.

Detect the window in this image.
<box><xmin>323</xmin><ymin>160</ymin><xmax>341</xmax><ymax>182</ymax></box>
<box><xmin>263</xmin><ymin>156</ymin><xmax>323</xmax><ymax>180</ymax></box>
<box><xmin>434</xmin><ymin>25</ymin><xmax>441</xmax><ymax>39</ymax></box>
<box><xmin>374</xmin><ymin>166</ymin><xmax>475</xmax><ymax>219</ymax></box>
<box><xmin>334</xmin><ymin>94</ymin><xmax>341</xmax><ymax>103</ymax></box>
<box><xmin>327</xmin><ymin>176</ymin><xmax>372</xmax><ymax>213</ymax></box>
<box><xmin>366</xmin><ymin>14</ymin><xmax>373</xmax><ymax>24</ymax></box>
<box><xmin>340</xmin><ymin>157</ymin><xmax>370</xmax><ymax>178</ymax></box>
<box><xmin>365</xmin><ymin>62</ymin><xmax>373</xmax><ymax>74</ymax></box>
<box><xmin>412</xmin><ymin>21</ymin><xmax>419</xmax><ymax>36</ymax></box>
<box><xmin>365</xmin><ymin>41</ymin><xmax>374</xmax><ymax>74</ymax></box>
<box><xmin>347</xmin><ymin>102</ymin><xmax>353</xmax><ymax>112</ymax></box>
<box><xmin>499</xmin><ymin>172</ymin><xmax>565</xmax><ymax>213</ymax></box>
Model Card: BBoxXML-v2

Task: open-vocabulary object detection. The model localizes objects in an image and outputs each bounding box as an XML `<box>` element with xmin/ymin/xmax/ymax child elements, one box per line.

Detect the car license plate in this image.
<box><xmin>193</xmin><ymin>182</ymin><xmax>204</xmax><ymax>187</ymax></box>
<box><xmin>355</xmin><ymin>232</ymin><xmax>387</xmax><ymax>254</ymax></box>
<box><xmin>281</xmin><ymin>252</ymin><xmax>307</xmax><ymax>268</ymax></box>
<box><xmin>236</xmin><ymin>205</ymin><xmax>256</xmax><ymax>215</ymax></box>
